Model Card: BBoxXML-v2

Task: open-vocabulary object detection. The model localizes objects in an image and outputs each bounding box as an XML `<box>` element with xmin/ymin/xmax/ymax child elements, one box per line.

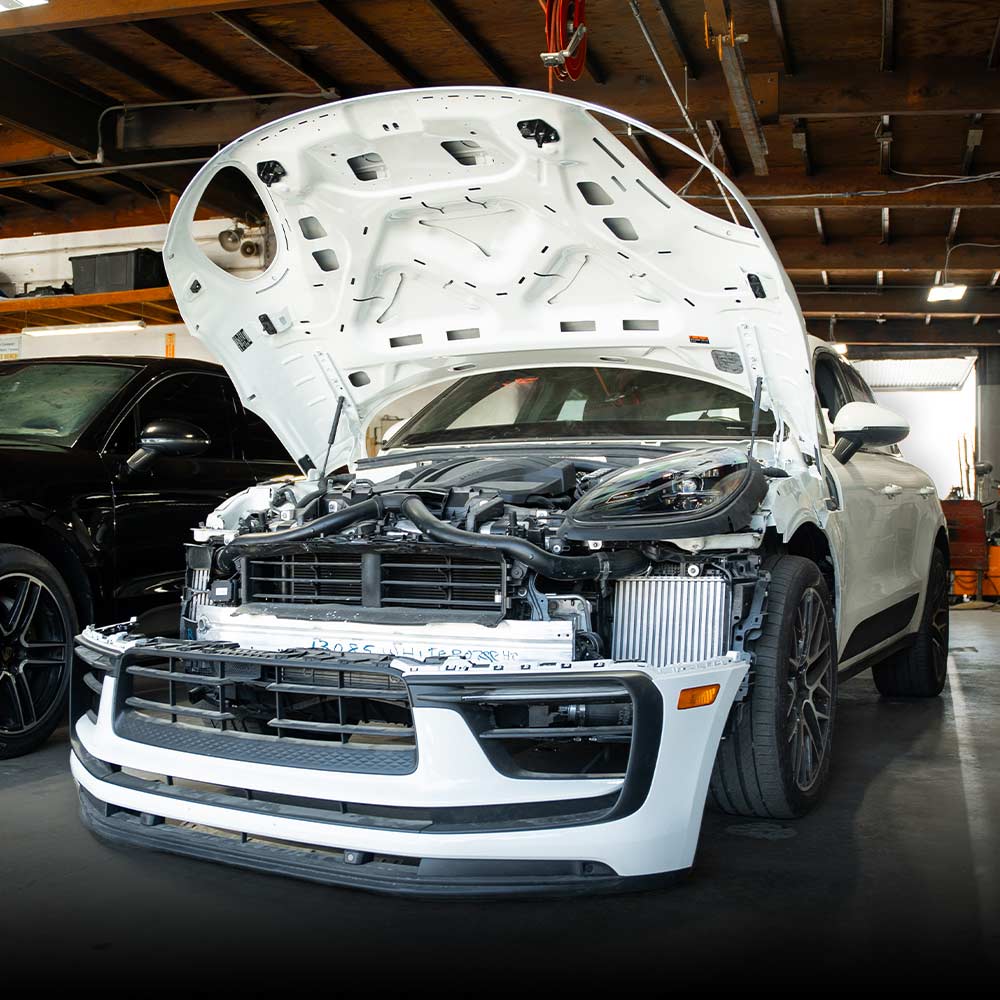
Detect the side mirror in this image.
<box><xmin>832</xmin><ymin>401</ymin><xmax>909</xmax><ymax>463</ymax></box>
<box><xmin>127</xmin><ymin>419</ymin><xmax>211</xmax><ymax>472</ymax></box>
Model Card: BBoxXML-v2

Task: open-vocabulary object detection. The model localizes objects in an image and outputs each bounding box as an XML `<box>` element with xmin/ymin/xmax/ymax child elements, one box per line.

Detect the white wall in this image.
<box><xmin>874</xmin><ymin>378</ymin><xmax>977</xmax><ymax>498</ymax></box>
<box><xmin>0</xmin><ymin>220</ymin><xmax>259</xmax><ymax>364</ymax></box>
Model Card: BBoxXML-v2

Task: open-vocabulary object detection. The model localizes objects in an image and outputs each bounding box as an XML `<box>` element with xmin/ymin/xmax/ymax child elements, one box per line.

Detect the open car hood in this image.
<box><xmin>164</xmin><ymin>87</ymin><xmax>819</xmax><ymax>472</ymax></box>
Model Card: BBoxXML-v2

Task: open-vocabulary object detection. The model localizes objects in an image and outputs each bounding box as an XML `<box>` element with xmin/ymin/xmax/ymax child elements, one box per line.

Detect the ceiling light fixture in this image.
<box><xmin>23</xmin><ymin>320</ymin><xmax>148</xmax><ymax>337</ymax></box>
<box><xmin>831</xmin><ymin>342</ymin><xmax>848</xmax><ymax>356</ymax></box>
<box><xmin>926</xmin><ymin>282</ymin><xmax>968</xmax><ymax>302</ymax></box>
<box><xmin>0</xmin><ymin>1</ymin><xmax>50</xmax><ymax>12</ymax></box>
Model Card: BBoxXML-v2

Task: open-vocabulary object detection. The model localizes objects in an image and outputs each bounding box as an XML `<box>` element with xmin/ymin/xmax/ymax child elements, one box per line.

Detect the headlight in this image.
<box><xmin>561</xmin><ymin>447</ymin><xmax>767</xmax><ymax>541</ymax></box>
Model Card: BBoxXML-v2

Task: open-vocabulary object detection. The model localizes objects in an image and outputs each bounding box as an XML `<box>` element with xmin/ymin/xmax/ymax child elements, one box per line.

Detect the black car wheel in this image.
<box><xmin>872</xmin><ymin>548</ymin><xmax>949</xmax><ymax>698</ymax></box>
<box><xmin>710</xmin><ymin>555</ymin><xmax>838</xmax><ymax>818</ymax></box>
<box><xmin>0</xmin><ymin>545</ymin><xmax>77</xmax><ymax>759</ymax></box>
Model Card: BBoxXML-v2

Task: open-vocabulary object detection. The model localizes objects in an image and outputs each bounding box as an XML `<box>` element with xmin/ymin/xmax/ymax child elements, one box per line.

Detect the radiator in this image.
<box><xmin>611</xmin><ymin>575</ymin><xmax>730</xmax><ymax>668</ymax></box>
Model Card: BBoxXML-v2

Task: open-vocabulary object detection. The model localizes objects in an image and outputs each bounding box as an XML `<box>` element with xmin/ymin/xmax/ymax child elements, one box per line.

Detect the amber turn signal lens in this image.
<box><xmin>677</xmin><ymin>684</ymin><xmax>721</xmax><ymax>710</ymax></box>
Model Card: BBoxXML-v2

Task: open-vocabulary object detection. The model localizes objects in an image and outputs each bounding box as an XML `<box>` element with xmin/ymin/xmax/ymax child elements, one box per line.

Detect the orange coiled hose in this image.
<box><xmin>539</xmin><ymin>0</ymin><xmax>587</xmax><ymax>90</ymax></box>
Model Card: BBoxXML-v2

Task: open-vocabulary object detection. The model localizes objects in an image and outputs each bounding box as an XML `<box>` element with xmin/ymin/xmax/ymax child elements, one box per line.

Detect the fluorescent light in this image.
<box><xmin>831</xmin><ymin>342</ymin><xmax>848</xmax><ymax>356</ymax></box>
<box><xmin>0</xmin><ymin>1</ymin><xmax>50</xmax><ymax>12</ymax></box>
<box><xmin>927</xmin><ymin>282</ymin><xmax>967</xmax><ymax>302</ymax></box>
<box><xmin>23</xmin><ymin>320</ymin><xmax>148</xmax><ymax>337</ymax></box>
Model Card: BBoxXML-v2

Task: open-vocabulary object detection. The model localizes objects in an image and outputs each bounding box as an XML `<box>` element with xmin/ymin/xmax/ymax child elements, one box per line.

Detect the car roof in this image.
<box><xmin>0</xmin><ymin>355</ymin><xmax>223</xmax><ymax>373</ymax></box>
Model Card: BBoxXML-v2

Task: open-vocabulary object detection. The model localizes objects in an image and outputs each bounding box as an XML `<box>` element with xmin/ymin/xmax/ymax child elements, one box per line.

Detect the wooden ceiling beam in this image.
<box><xmin>0</xmin><ymin>189</ymin><xmax>56</xmax><ymax>213</ymax></box>
<box><xmin>683</xmin><ymin>167</ymin><xmax>1000</xmax><ymax>208</ymax></box>
<box><xmin>767</xmin><ymin>0</ymin><xmax>794</xmax><ymax>74</ymax></box>
<box><xmin>797</xmin><ymin>287</ymin><xmax>1000</xmax><ymax>317</ymax></box>
<box><xmin>213</xmin><ymin>12</ymin><xmax>341</xmax><ymax>95</ymax></box>
<box><xmin>988</xmin><ymin>13</ymin><xmax>1000</xmax><ymax>69</ymax></box>
<box><xmin>776</xmin><ymin>236</ymin><xmax>999</xmax><ymax>270</ymax></box>
<box><xmin>314</xmin><ymin>1</ymin><xmax>426</xmax><ymax>87</ymax></box>
<box><xmin>650</xmin><ymin>1</ymin><xmax>698</xmax><ymax>78</ymax></box>
<box><xmin>424</xmin><ymin>0</ymin><xmax>514</xmax><ymax>86</ymax></box>
<box><xmin>0</xmin><ymin>58</ymin><xmax>105</xmax><ymax>155</ymax></box>
<box><xmin>53</xmin><ymin>29</ymin><xmax>200</xmax><ymax>101</ymax></box>
<box><xmin>0</xmin><ymin>165</ymin><xmax>106</xmax><ymax>206</ymax></box>
<box><xmin>806</xmin><ymin>318</ymin><xmax>1000</xmax><ymax>346</ymax></box>
<box><xmin>0</xmin><ymin>2</ymin><xmax>279</xmax><ymax>37</ymax></box>
<box><xmin>704</xmin><ymin>0</ymin><xmax>769</xmax><ymax>175</ymax></box>
<box><xmin>880</xmin><ymin>0</ymin><xmax>895</xmax><ymax>72</ymax></box>
<box><xmin>130</xmin><ymin>19</ymin><xmax>264</xmax><ymax>94</ymax></box>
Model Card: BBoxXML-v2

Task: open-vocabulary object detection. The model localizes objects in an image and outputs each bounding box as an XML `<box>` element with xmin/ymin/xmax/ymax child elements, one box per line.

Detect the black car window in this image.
<box><xmin>242</xmin><ymin>407</ymin><xmax>291</xmax><ymax>462</ymax></box>
<box><xmin>0</xmin><ymin>362</ymin><xmax>135</xmax><ymax>446</ymax></box>
<box><xmin>814</xmin><ymin>355</ymin><xmax>849</xmax><ymax>420</ymax></box>
<box><xmin>107</xmin><ymin>372</ymin><xmax>238</xmax><ymax>459</ymax></box>
<box><xmin>840</xmin><ymin>361</ymin><xmax>877</xmax><ymax>404</ymax></box>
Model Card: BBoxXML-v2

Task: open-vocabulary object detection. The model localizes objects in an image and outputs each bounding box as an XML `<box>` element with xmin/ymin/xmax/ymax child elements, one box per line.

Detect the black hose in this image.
<box><xmin>215</xmin><ymin>498</ymin><xmax>383</xmax><ymax>575</ymax></box>
<box><xmin>400</xmin><ymin>496</ymin><xmax>644</xmax><ymax>581</ymax></box>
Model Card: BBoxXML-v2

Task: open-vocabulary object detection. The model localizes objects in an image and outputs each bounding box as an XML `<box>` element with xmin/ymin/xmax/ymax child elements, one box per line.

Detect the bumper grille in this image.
<box><xmin>244</xmin><ymin>545</ymin><xmax>505</xmax><ymax>616</ymax></box>
<box><xmin>611</xmin><ymin>575</ymin><xmax>729</xmax><ymax>668</ymax></box>
<box><xmin>113</xmin><ymin>642</ymin><xmax>415</xmax><ymax>762</ymax></box>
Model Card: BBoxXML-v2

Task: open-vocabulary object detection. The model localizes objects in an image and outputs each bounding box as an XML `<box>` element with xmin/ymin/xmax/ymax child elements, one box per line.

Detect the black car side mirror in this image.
<box><xmin>127</xmin><ymin>419</ymin><xmax>211</xmax><ymax>472</ymax></box>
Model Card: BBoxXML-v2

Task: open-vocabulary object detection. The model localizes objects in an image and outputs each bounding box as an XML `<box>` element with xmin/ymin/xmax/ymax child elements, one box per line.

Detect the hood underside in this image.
<box><xmin>163</xmin><ymin>87</ymin><xmax>818</xmax><ymax>471</ymax></box>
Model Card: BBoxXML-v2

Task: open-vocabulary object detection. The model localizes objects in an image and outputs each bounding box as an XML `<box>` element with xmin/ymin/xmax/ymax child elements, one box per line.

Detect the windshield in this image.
<box><xmin>0</xmin><ymin>362</ymin><xmax>137</xmax><ymax>445</ymax></box>
<box><xmin>388</xmin><ymin>366</ymin><xmax>774</xmax><ymax>449</ymax></box>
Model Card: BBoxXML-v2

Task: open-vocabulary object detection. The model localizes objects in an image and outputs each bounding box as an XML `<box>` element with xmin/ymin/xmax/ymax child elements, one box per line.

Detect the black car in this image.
<box><xmin>0</xmin><ymin>356</ymin><xmax>297</xmax><ymax>758</ymax></box>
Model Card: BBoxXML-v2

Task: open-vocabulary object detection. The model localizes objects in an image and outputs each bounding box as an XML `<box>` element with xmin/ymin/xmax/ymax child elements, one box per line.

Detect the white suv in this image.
<box><xmin>71</xmin><ymin>88</ymin><xmax>948</xmax><ymax>896</ymax></box>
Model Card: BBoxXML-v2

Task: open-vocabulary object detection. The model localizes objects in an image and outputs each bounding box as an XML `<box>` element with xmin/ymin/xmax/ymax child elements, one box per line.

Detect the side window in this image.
<box><xmin>242</xmin><ymin>407</ymin><xmax>291</xmax><ymax>462</ymax></box>
<box><xmin>814</xmin><ymin>356</ymin><xmax>849</xmax><ymax>420</ymax></box>
<box><xmin>107</xmin><ymin>373</ymin><xmax>238</xmax><ymax>459</ymax></box>
<box><xmin>841</xmin><ymin>362</ymin><xmax>876</xmax><ymax>404</ymax></box>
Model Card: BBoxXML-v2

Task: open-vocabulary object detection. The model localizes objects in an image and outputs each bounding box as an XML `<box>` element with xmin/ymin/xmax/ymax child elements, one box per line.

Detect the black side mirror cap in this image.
<box><xmin>127</xmin><ymin>419</ymin><xmax>211</xmax><ymax>472</ymax></box>
<box><xmin>833</xmin><ymin>434</ymin><xmax>862</xmax><ymax>464</ymax></box>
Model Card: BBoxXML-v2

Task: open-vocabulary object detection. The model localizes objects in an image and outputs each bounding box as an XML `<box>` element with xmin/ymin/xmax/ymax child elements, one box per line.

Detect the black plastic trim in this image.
<box><xmin>78</xmin><ymin>787</ymin><xmax>684</xmax><ymax>898</ymax></box>
<box><xmin>841</xmin><ymin>593</ymin><xmax>920</xmax><ymax>661</ymax></box>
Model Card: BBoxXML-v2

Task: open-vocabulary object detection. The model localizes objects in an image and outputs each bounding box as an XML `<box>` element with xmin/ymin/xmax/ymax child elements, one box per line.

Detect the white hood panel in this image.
<box><xmin>164</xmin><ymin>88</ymin><xmax>818</xmax><ymax>470</ymax></box>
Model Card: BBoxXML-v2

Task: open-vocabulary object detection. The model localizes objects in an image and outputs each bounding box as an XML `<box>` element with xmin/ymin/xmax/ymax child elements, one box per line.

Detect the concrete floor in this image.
<box><xmin>3</xmin><ymin>613</ymin><xmax>998</xmax><ymax>987</ymax></box>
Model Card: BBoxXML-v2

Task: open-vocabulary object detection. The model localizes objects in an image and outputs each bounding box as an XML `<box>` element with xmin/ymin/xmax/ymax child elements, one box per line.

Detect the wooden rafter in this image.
<box><xmin>424</xmin><ymin>0</ymin><xmax>513</xmax><ymax>86</ymax></box>
<box><xmin>130</xmin><ymin>19</ymin><xmax>264</xmax><ymax>94</ymax></box>
<box><xmin>805</xmin><ymin>319</ymin><xmax>1000</xmax><ymax>346</ymax></box>
<box><xmin>213</xmin><ymin>12</ymin><xmax>341</xmax><ymax>94</ymax></box>
<box><xmin>651</xmin><ymin>1</ymin><xmax>698</xmax><ymax>78</ymax></box>
<box><xmin>767</xmin><ymin>0</ymin><xmax>794</xmax><ymax>74</ymax></box>
<box><xmin>314</xmin><ymin>1</ymin><xmax>426</xmax><ymax>87</ymax></box>
<box><xmin>880</xmin><ymin>0</ymin><xmax>894</xmax><ymax>72</ymax></box>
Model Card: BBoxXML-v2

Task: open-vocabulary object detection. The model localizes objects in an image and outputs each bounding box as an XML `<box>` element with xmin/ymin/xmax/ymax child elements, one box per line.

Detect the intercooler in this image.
<box><xmin>611</xmin><ymin>575</ymin><xmax>730</xmax><ymax>668</ymax></box>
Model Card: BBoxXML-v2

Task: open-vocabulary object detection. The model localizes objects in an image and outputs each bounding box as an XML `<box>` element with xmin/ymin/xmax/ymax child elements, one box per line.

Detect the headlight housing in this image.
<box><xmin>561</xmin><ymin>447</ymin><xmax>767</xmax><ymax>541</ymax></box>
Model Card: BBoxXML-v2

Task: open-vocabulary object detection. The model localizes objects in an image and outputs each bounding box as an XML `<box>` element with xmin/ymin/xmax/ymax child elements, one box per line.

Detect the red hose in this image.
<box><xmin>539</xmin><ymin>0</ymin><xmax>587</xmax><ymax>90</ymax></box>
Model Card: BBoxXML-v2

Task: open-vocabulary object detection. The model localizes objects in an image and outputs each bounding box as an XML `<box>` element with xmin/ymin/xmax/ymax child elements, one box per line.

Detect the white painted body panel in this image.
<box><xmin>74</xmin><ymin>629</ymin><xmax>748</xmax><ymax>878</ymax></box>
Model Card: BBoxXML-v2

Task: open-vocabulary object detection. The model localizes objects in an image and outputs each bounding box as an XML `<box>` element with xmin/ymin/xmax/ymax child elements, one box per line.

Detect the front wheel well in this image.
<box><xmin>763</xmin><ymin>522</ymin><xmax>836</xmax><ymax>609</ymax></box>
<box><xmin>0</xmin><ymin>517</ymin><xmax>96</xmax><ymax>624</ymax></box>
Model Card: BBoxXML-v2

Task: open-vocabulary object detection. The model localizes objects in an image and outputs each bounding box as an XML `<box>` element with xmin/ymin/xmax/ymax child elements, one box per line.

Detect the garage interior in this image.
<box><xmin>1</xmin><ymin>0</ymin><xmax>998</xmax><ymax>986</ymax></box>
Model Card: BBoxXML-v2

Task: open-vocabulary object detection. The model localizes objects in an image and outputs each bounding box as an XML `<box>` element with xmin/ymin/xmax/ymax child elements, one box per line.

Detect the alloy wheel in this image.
<box><xmin>785</xmin><ymin>587</ymin><xmax>834</xmax><ymax>793</ymax></box>
<box><xmin>0</xmin><ymin>573</ymin><xmax>70</xmax><ymax>736</ymax></box>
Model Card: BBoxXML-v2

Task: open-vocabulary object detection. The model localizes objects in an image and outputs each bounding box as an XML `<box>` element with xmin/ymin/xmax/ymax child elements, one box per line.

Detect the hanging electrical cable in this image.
<box><xmin>538</xmin><ymin>0</ymin><xmax>588</xmax><ymax>91</ymax></box>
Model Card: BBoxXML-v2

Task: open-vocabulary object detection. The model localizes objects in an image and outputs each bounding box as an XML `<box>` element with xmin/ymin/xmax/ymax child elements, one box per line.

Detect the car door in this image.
<box><xmin>814</xmin><ymin>351</ymin><xmax>922</xmax><ymax>663</ymax></box>
<box><xmin>838</xmin><ymin>358</ymin><xmax>938</xmax><ymax>618</ymax></box>
<box><xmin>105</xmin><ymin>370</ymin><xmax>251</xmax><ymax>632</ymax></box>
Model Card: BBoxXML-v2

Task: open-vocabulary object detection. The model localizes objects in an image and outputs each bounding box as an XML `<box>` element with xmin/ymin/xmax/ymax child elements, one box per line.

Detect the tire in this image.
<box><xmin>872</xmin><ymin>548</ymin><xmax>949</xmax><ymax>698</ymax></box>
<box><xmin>711</xmin><ymin>555</ymin><xmax>838</xmax><ymax>819</ymax></box>
<box><xmin>0</xmin><ymin>544</ymin><xmax>78</xmax><ymax>759</ymax></box>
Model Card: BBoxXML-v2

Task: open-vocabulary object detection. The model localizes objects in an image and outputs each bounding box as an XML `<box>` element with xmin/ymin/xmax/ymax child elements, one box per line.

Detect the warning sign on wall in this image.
<box><xmin>0</xmin><ymin>334</ymin><xmax>22</xmax><ymax>361</ymax></box>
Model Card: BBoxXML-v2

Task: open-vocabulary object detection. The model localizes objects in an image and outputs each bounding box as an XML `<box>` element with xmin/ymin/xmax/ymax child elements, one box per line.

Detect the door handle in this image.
<box><xmin>918</xmin><ymin>486</ymin><xmax>936</xmax><ymax>497</ymax></box>
<box><xmin>882</xmin><ymin>484</ymin><xmax>903</xmax><ymax>497</ymax></box>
